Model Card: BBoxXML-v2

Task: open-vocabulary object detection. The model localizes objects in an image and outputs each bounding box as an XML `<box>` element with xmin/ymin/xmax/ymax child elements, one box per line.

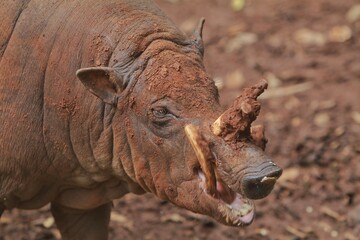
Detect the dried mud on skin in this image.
<box><xmin>1</xmin><ymin>0</ymin><xmax>360</xmax><ymax>239</ymax></box>
<box><xmin>212</xmin><ymin>79</ymin><xmax>267</xmax><ymax>142</ymax></box>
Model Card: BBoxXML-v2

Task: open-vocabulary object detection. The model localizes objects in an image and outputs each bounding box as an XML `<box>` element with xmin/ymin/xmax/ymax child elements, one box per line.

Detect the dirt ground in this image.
<box><xmin>1</xmin><ymin>0</ymin><xmax>360</xmax><ymax>239</ymax></box>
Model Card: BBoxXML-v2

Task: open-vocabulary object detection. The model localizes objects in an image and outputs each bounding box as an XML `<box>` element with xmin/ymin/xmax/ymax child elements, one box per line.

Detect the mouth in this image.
<box><xmin>197</xmin><ymin>168</ymin><xmax>255</xmax><ymax>226</ymax></box>
<box><xmin>181</xmin><ymin>80</ymin><xmax>280</xmax><ymax>226</ymax></box>
<box><xmin>185</xmin><ymin>124</ymin><xmax>255</xmax><ymax>226</ymax></box>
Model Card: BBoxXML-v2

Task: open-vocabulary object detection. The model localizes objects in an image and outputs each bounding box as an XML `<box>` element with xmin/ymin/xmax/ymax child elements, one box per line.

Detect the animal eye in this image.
<box><xmin>152</xmin><ymin>107</ymin><xmax>170</xmax><ymax>118</ymax></box>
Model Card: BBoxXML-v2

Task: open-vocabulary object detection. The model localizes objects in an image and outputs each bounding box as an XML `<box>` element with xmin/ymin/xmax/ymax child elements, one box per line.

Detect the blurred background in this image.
<box><xmin>1</xmin><ymin>0</ymin><xmax>359</xmax><ymax>239</ymax></box>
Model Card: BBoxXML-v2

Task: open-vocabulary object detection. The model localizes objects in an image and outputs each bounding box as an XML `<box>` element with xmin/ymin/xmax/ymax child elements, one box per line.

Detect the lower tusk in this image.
<box><xmin>184</xmin><ymin>124</ymin><xmax>216</xmax><ymax>196</ymax></box>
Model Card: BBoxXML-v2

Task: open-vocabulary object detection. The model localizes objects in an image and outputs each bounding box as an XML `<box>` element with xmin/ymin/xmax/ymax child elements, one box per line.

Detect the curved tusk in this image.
<box><xmin>184</xmin><ymin>124</ymin><xmax>216</xmax><ymax>196</ymax></box>
<box><xmin>211</xmin><ymin>79</ymin><xmax>268</xmax><ymax>140</ymax></box>
<box><xmin>211</xmin><ymin>116</ymin><xmax>223</xmax><ymax>136</ymax></box>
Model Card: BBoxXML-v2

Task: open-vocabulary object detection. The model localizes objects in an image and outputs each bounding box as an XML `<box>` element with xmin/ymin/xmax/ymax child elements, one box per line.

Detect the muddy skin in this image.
<box><xmin>0</xmin><ymin>0</ymin><xmax>281</xmax><ymax>238</ymax></box>
<box><xmin>212</xmin><ymin>80</ymin><xmax>268</xmax><ymax>142</ymax></box>
<box><xmin>209</xmin><ymin>81</ymin><xmax>282</xmax><ymax>200</ymax></box>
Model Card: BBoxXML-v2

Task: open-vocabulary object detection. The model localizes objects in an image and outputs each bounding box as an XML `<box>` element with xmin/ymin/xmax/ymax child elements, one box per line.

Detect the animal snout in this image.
<box><xmin>241</xmin><ymin>162</ymin><xmax>282</xmax><ymax>200</ymax></box>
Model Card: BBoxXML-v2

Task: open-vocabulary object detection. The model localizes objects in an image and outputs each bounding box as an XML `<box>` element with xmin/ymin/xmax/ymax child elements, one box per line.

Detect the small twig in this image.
<box><xmin>286</xmin><ymin>226</ymin><xmax>307</xmax><ymax>239</ymax></box>
<box><xmin>320</xmin><ymin>206</ymin><xmax>346</xmax><ymax>222</ymax></box>
<box><xmin>259</xmin><ymin>82</ymin><xmax>313</xmax><ymax>99</ymax></box>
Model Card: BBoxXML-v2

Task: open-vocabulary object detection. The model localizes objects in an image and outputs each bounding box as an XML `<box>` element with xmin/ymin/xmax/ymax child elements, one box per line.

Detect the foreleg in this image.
<box><xmin>50</xmin><ymin>202</ymin><xmax>111</xmax><ymax>240</ymax></box>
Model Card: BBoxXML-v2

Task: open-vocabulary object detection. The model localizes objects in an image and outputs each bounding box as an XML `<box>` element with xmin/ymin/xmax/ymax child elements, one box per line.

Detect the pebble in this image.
<box><xmin>351</xmin><ymin>111</ymin><xmax>360</xmax><ymax>124</ymax></box>
<box><xmin>346</xmin><ymin>4</ymin><xmax>360</xmax><ymax>23</ymax></box>
<box><xmin>331</xmin><ymin>230</ymin><xmax>338</xmax><ymax>238</ymax></box>
<box><xmin>328</xmin><ymin>25</ymin><xmax>352</xmax><ymax>43</ymax></box>
<box><xmin>285</xmin><ymin>97</ymin><xmax>301</xmax><ymax>110</ymax></box>
<box><xmin>314</xmin><ymin>112</ymin><xmax>330</xmax><ymax>127</ymax></box>
<box><xmin>258</xmin><ymin>228</ymin><xmax>268</xmax><ymax>236</ymax></box>
<box><xmin>329</xmin><ymin>141</ymin><xmax>340</xmax><ymax>150</ymax></box>
<box><xmin>294</xmin><ymin>28</ymin><xmax>326</xmax><ymax>47</ymax></box>
<box><xmin>231</xmin><ymin>0</ymin><xmax>246</xmax><ymax>11</ymax></box>
<box><xmin>310</xmin><ymin>99</ymin><xmax>336</xmax><ymax>111</ymax></box>
<box><xmin>334</xmin><ymin>126</ymin><xmax>345</xmax><ymax>137</ymax></box>
<box><xmin>306</xmin><ymin>206</ymin><xmax>313</xmax><ymax>213</ymax></box>
<box><xmin>160</xmin><ymin>213</ymin><xmax>186</xmax><ymax>223</ymax></box>
<box><xmin>43</xmin><ymin>217</ymin><xmax>55</xmax><ymax>228</ymax></box>
<box><xmin>291</xmin><ymin>117</ymin><xmax>302</xmax><ymax>127</ymax></box>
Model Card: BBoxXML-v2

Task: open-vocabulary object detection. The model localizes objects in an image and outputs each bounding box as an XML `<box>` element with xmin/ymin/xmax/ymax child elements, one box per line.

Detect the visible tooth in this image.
<box><xmin>185</xmin><ymin>124</ymin><xmax>216</xmax><ymax>196</ymax></box>
<box><xmin>261</xmin><ymin>176</ymin><xmax>268</xmax><ymax>182</ymax></box>
<box><xmin>233</xmin><ymin>218</ymin><xmax>241</xmax><ymax>225</ymax></box>
<box><xmin>261</xmin><ymin>176</ymin><xmax>277</xmax><ymax>183</ymax></box>
<box><xmin>239</xmin><ymin>203</ymin><xmax>253</xmax><ymax>217</ymax></box>
<box><xmin>242</xmin><ymin>198</ymin><xmax>251</xmax><ymax>205</ymax></box>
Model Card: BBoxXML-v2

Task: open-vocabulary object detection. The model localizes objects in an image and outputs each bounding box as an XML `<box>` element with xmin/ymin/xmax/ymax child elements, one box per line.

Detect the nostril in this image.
<box><xmin>242</xmin><ymin>165</ymin><xmax>282</xmax><ymax>200</ymax></box>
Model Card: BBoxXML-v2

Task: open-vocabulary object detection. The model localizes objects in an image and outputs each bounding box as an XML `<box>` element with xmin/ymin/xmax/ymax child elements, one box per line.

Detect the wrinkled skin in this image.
<box><xmin>0</xmin><ymin>0</ymin><xmax>281</xmax><ymax>239</ymax></box>
<box><xmin>126</xmin><ymin>49</ymin><xmax>223</xmax><ymax>214</ymax></box>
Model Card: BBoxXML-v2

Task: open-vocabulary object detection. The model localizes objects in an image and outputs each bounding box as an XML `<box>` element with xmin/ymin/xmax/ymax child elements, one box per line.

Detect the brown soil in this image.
<box><xmin>1</xmin><ymin>0</ymin><xmax>359</xmax><ymax>239</ymax></box>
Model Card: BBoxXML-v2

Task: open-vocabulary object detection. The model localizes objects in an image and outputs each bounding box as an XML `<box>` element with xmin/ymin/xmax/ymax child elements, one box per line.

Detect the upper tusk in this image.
<box><xmin>211</xmin><ymin>116</ymin><xmax>223</xmax><ymax>136</ymax></box>
<box><xmin>210</xmin><ymin>79</ymin><xmax>268</xmax><ymax>141</ymax></box>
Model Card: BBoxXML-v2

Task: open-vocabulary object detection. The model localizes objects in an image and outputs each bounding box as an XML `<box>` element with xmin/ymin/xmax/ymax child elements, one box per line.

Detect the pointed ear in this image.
<box><xmin>76</xmin><ymin>67</ymin><xmax>124</xmax><ymax>104</ymax></box>
<box><xmin>191</xmin><ymin>18</ymin><xmax>205</xmax><ymax>57</ymax></box>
